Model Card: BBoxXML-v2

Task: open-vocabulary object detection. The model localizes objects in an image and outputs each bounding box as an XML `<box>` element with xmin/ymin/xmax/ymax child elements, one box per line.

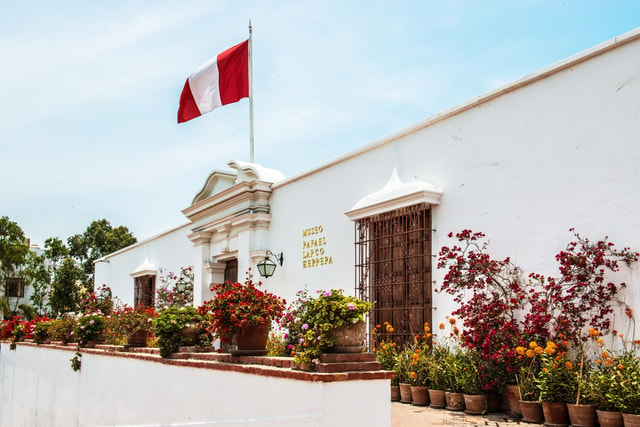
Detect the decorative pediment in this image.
<box><xmin>345</xmin><ymin>169</ymin><xmax>442</xmax><ymax>220</ymax></box>
<box><xmin>130</xmin><ymin>258</ymin><xmax>157</xmax><ymax>278</ymax></box>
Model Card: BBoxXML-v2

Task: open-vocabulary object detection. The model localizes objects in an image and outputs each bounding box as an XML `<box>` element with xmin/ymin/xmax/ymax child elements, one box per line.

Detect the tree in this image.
<box><xmin>67</xmin><ymin>219</ymin><xmax>136</xmax><ymax>289</ymax></box>
<box><xmin>49</xmin><ymin>257</ymin><xmax>84</xmax><ymax>316</ymax></box>
<box><xmin>0</xmin><ymin>216</ymin><xmax>29</xmax><ymax>281</ymax></box>
<box><xmin>22</xmin><ymin>251</ymin><xmax>51</xmax><ymax>316</ymax></box>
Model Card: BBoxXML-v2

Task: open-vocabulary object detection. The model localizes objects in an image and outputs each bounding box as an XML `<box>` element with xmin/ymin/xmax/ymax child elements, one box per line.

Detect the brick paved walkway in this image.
<box><xmin>391</xmin><ymin>402</ymin><xmax>544</xmax><ymax>427</ymax></box>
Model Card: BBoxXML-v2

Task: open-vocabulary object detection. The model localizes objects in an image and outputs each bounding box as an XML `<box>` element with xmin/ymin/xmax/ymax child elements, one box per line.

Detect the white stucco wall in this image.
<box><xmin>0</xmin><ymin>343</ymin><xmax>391</xmax><ymax>427</ymax></box>
<box><xmin>95</xmin><ymin>223</ymin><xmax>194</xmax><ymax>306</ymax></box>
<box><xmin>95</xmin><ymin>29</ymin><xmax>640</xmax><ymax>325</ymax></box>
<box><xmin>262</xmin><ymin>30</ymin><xmax>640</xmax><ymax>318</ymax></box>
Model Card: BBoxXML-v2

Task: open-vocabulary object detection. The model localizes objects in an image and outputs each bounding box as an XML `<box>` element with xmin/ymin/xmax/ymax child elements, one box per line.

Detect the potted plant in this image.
<box><xmin>372</xmin><ymin>322</ymin><xmax>400</xmax><ymax>401</ymax></box>
<box><xmin>408</xmin><ymin>341</ymin><xmax>432</xmax><ymax>406</ymax></box>
<box><xmin>153</xmin><ymin>306</ymin><xmax>207</xmax><ymax>358</ymax></box>
<box><xmin>109</xmin><ymin>304</ymin><xmax>157</xmax><ymax>347</ymax></box>
<box><xmin>395</xmin><ymin>345</ymin><xmax>414</xmax><ymax>403</ymax></box>
<box><xmin>535</xmin><ymin>341</ymin><xmax>578</xmax><ymax>426</ymax></box>
<box><xmin>428</xmin><ymin>343</ymin><xmax>449</xmax><ymax>409</ymax></box>
<box><xmin>457</xmin><ymin>348</ymin><xmax>487</xmax><ymax>415</ymax></box>
<box><xmin>76</xmin><ymin>312</ymin><xmax>106</xmax><ymax>347</ymax></box>
<box><xmin>291</xmin><ymin>289</ymin><xmax>371</xmax><ymax>369</ymax></box>
<box><xmin>202</xmin><ymin>275</ymin><xmax>286</xmax><ymax>355</ymax></box>
<box><xmin>515</xmin><ymin>341</ymin><xmax>544</xmax><ymax>423</ymax></box>
<box><xmin>607</xmin><ymin>349</ymin><xmax>640</xmax><ymax>422</ymax></box>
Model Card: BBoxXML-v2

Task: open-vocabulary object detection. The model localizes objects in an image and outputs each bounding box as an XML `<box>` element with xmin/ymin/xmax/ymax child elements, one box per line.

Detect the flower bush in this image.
<box><xmin>278</xmin><ymin>287</ymin><xmax>313</xmax><ymax>355</ymax></box>
<box><xmin>76</xmin><ymin>313</ymin><xmax>106</xmax><ymax>346</ymax></box>
<box><xmin>372</xmin><ymin>322</ymin><xmax>399</xmax><ymax>385</ymax></box>
<box><xmin>156</xmin><ymin>266</ymin><xmax>194</xmax><ymax>309</ymax></box>
<box><xmin>515</xmin><ymin>341</ymin><xmax>543</xmax><ymax>401</ymax></box>
<box><xmin>533</xmin><ymin>340</ymin><xmax>579</xmax><ymax>403</ymax></box>
<box><xmin>437</xmin><ymin>228</ymin><xmax>639</xmax><ymax>395</ymax></box>
<box><xmin>79</xmin><ymin>285</ymin><xmax>113</xmax><ymax>315</ymax></box>
<box><xmin>291</xmin><ymin>289</ymin><xmax>371</xmax><ymax>367</ymax></box>
<box><xmin>106</xmin><ymin>304</ymin><xmax>157</xmax><ymax>345</ymax></box>
<box><xmin>201</xmin><ymin>275</ymin><xmax>286</xmax><ymax>341</ymax></box>
<box><xmin>153</xmin><ymin>306</ymin><xmax>208</xmax><ymax>358</ymax></box>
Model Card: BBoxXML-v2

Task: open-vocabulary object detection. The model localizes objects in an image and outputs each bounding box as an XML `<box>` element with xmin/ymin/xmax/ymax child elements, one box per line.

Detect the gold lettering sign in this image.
<box><xmin>301</xmin><ymin>225</ymin><xmax>333</xmax><ymax>269</ymax></box>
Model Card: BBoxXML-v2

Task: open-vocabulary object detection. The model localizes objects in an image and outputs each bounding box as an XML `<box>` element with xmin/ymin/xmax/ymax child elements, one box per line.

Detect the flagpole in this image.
<box><xmin>249</xmin><ymin>20</ymin><xmax>255</xmax><ymax>163</ymax></box>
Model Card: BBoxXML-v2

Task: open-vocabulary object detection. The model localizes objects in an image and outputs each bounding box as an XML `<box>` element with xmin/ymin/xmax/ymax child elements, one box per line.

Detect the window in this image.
<box><xmin>224</xmin><ymin>259</ymin><xmax>238</xmax><ymax>283</ymax></box>
<box><xmin>355</xmin><ymin>204</ymin><xmax>432</xmax><ymax>345</ymax></box>
<box><xmin>134</xmin><ymin>275</ymin><xmax>155</xmax><ymax>307</ymax></box>
<box><xmin>5</xmin><ymin>278</ymin><xmax>24</xmax><ymax>298</ymax></box>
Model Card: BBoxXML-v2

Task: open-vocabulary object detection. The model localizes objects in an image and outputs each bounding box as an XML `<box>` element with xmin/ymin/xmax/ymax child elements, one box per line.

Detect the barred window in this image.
<box><xmin>134</xmin><ymin>275</ymin><xmax>155</xmax><ymax>307</ymax></box>
<box><xmin>6</xmin><ymin>278</ymin><xmax>24</xmax><ymax>298</ymax></box>
<box><xmin>355</xmin><ymin>204</ymin><xmax>432</xmax><ymax>345</ymax></box>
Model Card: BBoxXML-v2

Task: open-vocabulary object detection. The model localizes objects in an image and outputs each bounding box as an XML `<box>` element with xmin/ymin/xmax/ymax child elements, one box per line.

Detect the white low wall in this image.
<box><xmin>0</xmin><ymin>342</ymin><xmax>391</xmax><ymax>427</ymax></box>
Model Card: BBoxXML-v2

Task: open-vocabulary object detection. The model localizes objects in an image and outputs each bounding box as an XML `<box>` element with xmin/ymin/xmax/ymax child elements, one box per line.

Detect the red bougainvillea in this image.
<box><xmin>436</xmin><ymin>228</ymin><xmax>639</xmax><ymax>392</ymax></box>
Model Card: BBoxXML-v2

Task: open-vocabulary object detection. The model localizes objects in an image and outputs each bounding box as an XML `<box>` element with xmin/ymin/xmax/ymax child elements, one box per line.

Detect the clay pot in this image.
<box><xmin>622</xmin><ymin>413</ymin><xmax>640</xmax><ymax>427</ymax></box>
<box><xmin>233</xmin><ymin>325</ymin><xmax>269</xmax><ymax>355</ymax></box>
<box><xmin>596</xmin><ymin>410</ymin><xmax>623</xmax><ymax>427</ymax></box>
<box><xmin>428</xmin><ymin>389</ymin><xmax>446</xmax><ymax>409</ymax></box>
<box><xmin>505</xmin><ymin>384</ymin><xmax>522</xmax><ymax>415</ymax></box>
<box><xmin>541</xmin><ymin>401</ymin><xmax>569</xmax><ymax>427</ymax></box>
<box><xmin>519</xmin><ymin>400</ymin><xmax>544</xmax><ymax>423</ymax></box>
<box><xmin>567</xmin><ymin>403</ymin><xmax>596</xmax><ymax>427</ymax></box>
<box><xmin>463</xmin><ymin>394</ymin><xmax>487</xmax><ymax>415</ymax></box>
<box><xmin>399</xmin><ymin>383</ymin><xmax>413</xmax><ymax>403</ymax></box>
<box><xmin>390</xmin><ymin>385</ymin><xmax>401</xmax><ymax>402</ymax></box>
<box><xmin>326</xmin><ymin>321</ymin><xmax>365</xmax><ymax>353</ymax></box>
<box><xmin>445</xmin><ymin>392</ymin><xmax>465</xmax><ymax>411</ymax></box>
<box><xmin>410</xmin><ymin>386</ymin><xmax>429</xmax><ymax>406</ymax></box>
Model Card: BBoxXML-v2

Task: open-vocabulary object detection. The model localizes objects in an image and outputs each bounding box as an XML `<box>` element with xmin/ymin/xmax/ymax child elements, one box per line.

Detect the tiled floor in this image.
<box><xmin>391</xmin><ymin>402</ymin><xmax>543</xmax><ymax>427</ymax></box>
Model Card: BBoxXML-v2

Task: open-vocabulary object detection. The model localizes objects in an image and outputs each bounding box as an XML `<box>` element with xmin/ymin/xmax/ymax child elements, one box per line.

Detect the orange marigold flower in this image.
<box><xmin>410</xmin><ymin>372</ymin><xmax>417</xmax><ymax>379</ymax></box>
<box><xmin>618</xmin><ymin>364</ymin><xmax>624</xmax><ymax>370</ymax></box>
<box><xmin>596</xmin><ymin>359</ymin><xmax>602</xmax><ymax>364</ymax></box>
<box><xmin>534</xmin><ymin>346</ymin><xmax>543</xmax><ymax>355</ymax></box>
<box><xmin>565</xmin><ymin>361</ymin><xmax>573</xmax><ymax>370</ymax></box>
<box><xmin>529</xmin><ymin>341</ymin><xmax>538</xmax><ymax>349</ymax></box>
<box><xmin>448</xmin><ymin>317</ymin><xmax>456</xmax><ymax>325</ymax></box>
<box><xmin>516</xmin><ymin>346</ymin><xmax>526</xmax><ymax>355</ymax></box>
<box><xmin>526</xmin><ymin>349</ymin><xmax>535</xmax><ymax>358</ymax></box>
<box><xmin>602</xmin><ymin>351</ymin><xmax>610</xmax><ymax>360</ymax></box>
<box><xmin>439</xmin><ymin>323</ymin><xmax>445</xmax><ymax>330</ymax></box>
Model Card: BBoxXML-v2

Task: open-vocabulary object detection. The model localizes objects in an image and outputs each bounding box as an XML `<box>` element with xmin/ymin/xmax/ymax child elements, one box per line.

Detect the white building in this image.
<box><xmin>96</xmin><ymin>27</ymin><xmax>640</xmax><ymax>341</ymax></box>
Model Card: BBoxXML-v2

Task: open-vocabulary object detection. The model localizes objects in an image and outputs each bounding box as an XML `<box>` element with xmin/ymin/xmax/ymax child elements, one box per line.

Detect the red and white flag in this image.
<box><xmin>177</xmin><ymin>40</ymin><xmax>249</xmax><ymax>123</ymax></box>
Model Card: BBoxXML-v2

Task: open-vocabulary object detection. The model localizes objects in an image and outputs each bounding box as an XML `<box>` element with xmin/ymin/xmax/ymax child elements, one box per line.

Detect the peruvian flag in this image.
<box><xmin>177</xmin><ymin>40</ymin><xmax>249</xmax><ymax>123</ymax></box>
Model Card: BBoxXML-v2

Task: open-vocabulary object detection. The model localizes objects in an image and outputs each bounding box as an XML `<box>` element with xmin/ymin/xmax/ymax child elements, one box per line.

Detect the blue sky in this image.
<box><xmin>2</xmin><ymin>1</ymin><xmax>639</xmax><ymax>247</ymax></box>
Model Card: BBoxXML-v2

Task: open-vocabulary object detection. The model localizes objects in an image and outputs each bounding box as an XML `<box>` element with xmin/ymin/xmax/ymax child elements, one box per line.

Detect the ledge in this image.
<box><xmin>5</xmin><ymin>341</ymin><xmax>395</xmax><ymax>384</ymax></box>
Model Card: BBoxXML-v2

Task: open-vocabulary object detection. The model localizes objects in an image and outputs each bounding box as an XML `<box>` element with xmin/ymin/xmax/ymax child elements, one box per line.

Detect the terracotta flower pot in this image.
<box><xmin>596</xmin><ymin>410</ymin><xmax>623</xmax><ymax>427</ymax></box>
<box><xmin>567</xmin><ymin>403</ymin><xmax>596</xmax><ymax>427</ymax></box>
<box><xmin>326</xmin><ymin>321</ymin><xmax>365</xmax><ymax>353</ymax></box>
<box><xmin>428</xmin><ymin>389</ymin><xmax>446</xmax><ymax>409</ymax></box>
<box><xmin>464</xmin><ymin>394</ymin><xmax>487</xmax><ymax>415</ymax></box>
<box><xmin>541</xmin><ymin>401</ymin><xmax>569</xmax><ymax>427</ymax></box>
<box><xmin>410</xmin><ymin>386</ymin><xmax>429</xmax><ymax>406</ymax></box>
<box><xmin>506</xmin><ymin>384</ymin><xmax>522</xmax><ymax>415</ymax></box>
<box><xmin>399</xmin><ymin>383</ymin><xmax>413</xmax><ymax>403</ymax></box>
<box><xmin>445</xmin><ymin>392</ymin><xmax>465</xmax><ymax>411</ymax></box>
<box><xmin>622</xmin><ymin>413</ymin><xmax>640</xmax><ymax>427</ymax></box>
<box><xmin>390</xmin><ymin>385</ymin><xmax>401</xmax><ymax>402</ymax></box>
<box><xmin>233</xmin><ymin>324</ymin><xmax>269</xmax><ymax>355</ymax></box>
<box><xmin>125</xmin><ymin>329</ymin><xmax>148</xmax><ymax>348</ymax></box>
<box><xmin>520</xmin><ymin>400</ymin><xmax>544</xmax><ymax>423</ymax></box>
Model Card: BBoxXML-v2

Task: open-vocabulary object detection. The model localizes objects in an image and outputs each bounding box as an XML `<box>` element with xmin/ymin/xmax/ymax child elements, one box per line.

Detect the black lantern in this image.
<box><xmin>256</xmin><ymin>250</ymin><xmax>284</xmax><ymax>278</ymax></box>
<box><xmin>175</xmin><ymin>278</ymin><xmax>188</xmax><ymax>293</ymax></box>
